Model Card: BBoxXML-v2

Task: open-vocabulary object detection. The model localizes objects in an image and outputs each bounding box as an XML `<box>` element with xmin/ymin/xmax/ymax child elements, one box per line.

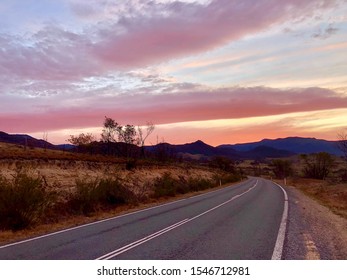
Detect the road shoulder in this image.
<box><xmin>283</xmin><ymin>185</ymin><xmax>347</xmax><ymax>259</ymax></box>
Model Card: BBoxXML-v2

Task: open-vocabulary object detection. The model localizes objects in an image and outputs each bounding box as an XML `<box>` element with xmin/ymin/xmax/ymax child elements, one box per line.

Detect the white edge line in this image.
<box><xmin>271</xmin><ymin>181</ymin><xmax>289</xmax><ymax>260</ymax></box>
<box><xmin>0</xmin><ymin>178</ymin><xmax>254</xmax><ymax>250</ymax></box>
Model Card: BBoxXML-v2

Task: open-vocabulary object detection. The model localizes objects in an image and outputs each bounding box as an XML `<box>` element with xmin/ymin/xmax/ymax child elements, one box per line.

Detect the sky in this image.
<box><xmin>0</xmin><ymin>0</ymin><xmax>347</xmax><ymax>146</ymax></box>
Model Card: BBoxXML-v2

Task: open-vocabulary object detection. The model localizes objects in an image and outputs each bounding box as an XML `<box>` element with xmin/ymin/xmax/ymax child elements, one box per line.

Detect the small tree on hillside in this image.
<box><xmin>271</xmin><ymin>159</ymin><xmax>293</xmax><ymax>179</ymax></box>
<box><xmin>101</xmin><ymin>117</ymin><xmax>120</xmax><ymax>143</ymax></box>
<box><xmin>209</xmin><ymin>156</ymin><xmax>235</xmax><ymax>172</ymax></box>
<box><xmin>337</xmin><ymin>130</ymin><xmax>347</xmax><ymax>162</ymax></box>
<box><xmin>118</xmin><ymin>124</ymin><xmax>138</xmax><ymax>161</ymax></box>
<box><xmin>67</xmin><ymin>133</ymin><xmax>96</xmax><ymax>152</ymax></box>
<box><xmin>101</xmin><ymin>117</ymin><xmax>122</xmax><ymax>155</ymax></box>
<box><xmin>337</xmin><ymin>130</ymin><xmax>347</xmax><ymax>181</ymax></box>
<box><xmin>68</xmin><ymin>133</ymin><xmax>95</xmax><ymax>146</ymax></box>
<box><xmin>301</xmin><ymin>152</ymin><xmax>334</xmax><ymax>180</ymax></box>
<box><xmin>118</xmin><ymin>124</ymin><xmax>137</xmax><ymax>145</ymax></box>
<box><xmin>43</xmin><ymin>132</ymin><xmax>48</xmax><ymax>151</ymax></box>
<box><xmin>137</xmin><ymin>122</ymin><xmax>155</xmax><ymax>157</ymax></box>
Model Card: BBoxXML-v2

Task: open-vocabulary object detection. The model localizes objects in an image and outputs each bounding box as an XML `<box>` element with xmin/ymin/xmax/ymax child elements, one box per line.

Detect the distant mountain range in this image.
<box><xmin>0</xmin><ymin>131</ymin><xmax>55</xmax><ymax>149</ymax></box>
<box><xmin>0</xmin><ymin>131</ymin><xmax>343</xmax><ymax>160</ymax></box>
<box><xmin>219</xmin><ymin>137</ymin><xmax>342</xmax><ymax>157</ymax></box>
<box><xmin>146</xmin><ymin>137</ymin><xmax>342</xmax><ymax>160</ymax></box>
<box><xmin>0</xmin><ymin>131</ymin><xmax>74</xmax><ymax>150</ymax></box>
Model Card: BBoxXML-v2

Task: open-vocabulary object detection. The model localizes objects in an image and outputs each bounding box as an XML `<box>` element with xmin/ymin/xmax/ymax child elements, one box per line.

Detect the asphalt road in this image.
<box><xmin>0</xmin><ymin>177</ymin><xmax>286</xmax><ymax>260</ymax></box>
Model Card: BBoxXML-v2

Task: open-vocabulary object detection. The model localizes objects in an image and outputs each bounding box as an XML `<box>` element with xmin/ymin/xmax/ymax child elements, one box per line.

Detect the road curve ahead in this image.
<box><xmin>0</xmin><ymin>177</ymin><xmax>287</xmax><ymax>260</ymax></box>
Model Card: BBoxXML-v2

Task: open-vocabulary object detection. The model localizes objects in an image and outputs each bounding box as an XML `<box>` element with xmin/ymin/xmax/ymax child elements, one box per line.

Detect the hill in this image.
<box><xmin>242</xmin><ymin>145</ymin><xmax>296</xmax><ymax>159</ymax></box>
<box><xmin>146</xmin><ymin>140</ymin><xmax>295</xmax><ymax>160</ymax></box>
<box><xmin>0</xmin><ymin>131</ymin><xmax>55</xmax><ymax>150</ymax></box>
<box><xmin>219</xmin><ymin>137</ymin><xmax>342</xmax><ymax>156</ymax></box>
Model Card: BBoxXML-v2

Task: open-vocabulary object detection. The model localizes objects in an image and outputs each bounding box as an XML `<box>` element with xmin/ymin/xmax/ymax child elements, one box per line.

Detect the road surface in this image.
<box><xmin>0</xmin><ymin>177</ymin><xmax>287</xmax><ymax>259</ymax></box>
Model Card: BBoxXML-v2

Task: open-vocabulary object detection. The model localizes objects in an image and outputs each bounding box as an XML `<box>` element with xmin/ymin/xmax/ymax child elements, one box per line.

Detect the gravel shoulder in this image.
<box><xmin>283</xmin><ymin>185</ymin><xmax>347</xmax><ymax>260</ymax></box>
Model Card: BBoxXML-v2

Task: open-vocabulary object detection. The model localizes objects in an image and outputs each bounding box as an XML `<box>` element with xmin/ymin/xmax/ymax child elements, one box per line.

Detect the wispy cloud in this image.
<box><xmin>92</xmin><ymin>0</ymin><xmax>340</xmax><ymax>69</ymax></box>
<box><xmin>0</xmin><ymin>0</ymin><xmax>341</xmax><ymax>83</ymax></box>
<box><xmin>312</xmin><ymin>23</ymin><xmax>339</xmax><ymax>39</ymax></box>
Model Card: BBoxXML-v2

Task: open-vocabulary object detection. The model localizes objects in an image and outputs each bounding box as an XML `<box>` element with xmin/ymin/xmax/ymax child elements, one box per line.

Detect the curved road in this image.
<box><xmin>0</xmin><ymin>177</ymin><xmax>287</xmax><ymax>260</ymax></box>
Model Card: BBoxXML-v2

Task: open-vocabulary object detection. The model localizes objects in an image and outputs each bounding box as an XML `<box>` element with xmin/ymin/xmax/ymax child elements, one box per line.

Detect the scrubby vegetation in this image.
<box><xmin>0</xmin><ymin>161</ymin><xmax>244</xmax><ymax>231</ymax></box>
<box><xmin>152</xmin><ymin>173</ymin><xmax>215</xmax><ymax>197</ymax></box>
<box><xmin>0</xmin><ymin>171</ymin><xmax>53</xmax><ymax>231</ymax></box>
<box><xmin>266</xmin><ymin>153</ymin><xmax>347</xmax><ymax>219</ymax></box>
<box><xmin>270</xmin><ymin>159</ymin><xmax>294</xmax><ymax>179</ymax></box>
<box><xmin>68</xmin><ymin>177</ymin><xmax>136</xmax><ymax>215</ymax></box>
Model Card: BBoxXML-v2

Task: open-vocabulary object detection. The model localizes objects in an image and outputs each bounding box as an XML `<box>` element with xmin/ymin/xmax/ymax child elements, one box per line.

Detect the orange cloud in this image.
<box><xmin>1</xmin><ymin>86</ymin><xmax>347</xmax><ymax>138</ymax></box>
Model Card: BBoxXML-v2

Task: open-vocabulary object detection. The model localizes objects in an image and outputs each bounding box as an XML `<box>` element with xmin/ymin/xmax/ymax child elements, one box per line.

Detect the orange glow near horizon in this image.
<box><xmin>30</xmin><ymin>109</ymin><xmax>347</xmax><ymax>146</ymax></box>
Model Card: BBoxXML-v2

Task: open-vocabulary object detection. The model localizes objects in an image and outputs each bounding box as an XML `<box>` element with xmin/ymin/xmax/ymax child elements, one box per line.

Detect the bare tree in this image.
<box><xmin>337</xmin><ymin>129</ymin><xmax>347</xmax><ymax>161</ymax></box>
<box><xmin>301</xmin><ymin>152</ymin><xmax>334</xmax><ymax>180</ymax></box>
<box><xmin>137</xmin><ymin>122</ymin><xmax>155</xmax><ymax>157</ymax></box>
<box><xmin>43</xmin><ymin>132</ymin><xmax>48</xmax><ymax>151</ymax></box>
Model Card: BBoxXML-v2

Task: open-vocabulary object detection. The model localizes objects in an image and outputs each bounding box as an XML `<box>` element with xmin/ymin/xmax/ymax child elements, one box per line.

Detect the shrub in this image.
<box><xmin>270</xmin><ymin>159</ymin><xmax>294</xmax><ymax>179</ymax></box>
<box><xmin>152</xmin><ymin>173</ymin><xmax>180</xmax><ymax>197</ymax></box>
<box><xmin>301</xmin><ymin>153</ymin><xmax>335</xmax><ymax>180</ymax></box>
<box><xmin>209</xmin><ymin>156</ymin><xmax>235</xmax><ymax>172</ymax></box>
<box><xmin>125</xmin><ymin>159</ymin><xmax>137</xmax><ymax>170</ymax></box>
<box><xmin>68</xmin><ymin>177</ymin><xmax>135</xmax><ymax>215</ymax></box>
<box><xmin>187</xmin><ymin>177</ymin><xmax>214</xmax><ymax>192</ymax></box>
<box><xmin>97</xmin><ymin>178</ymin><xmax>135</xmax><ymax>205</ymax></box>
<box><xmin>0</xmin><ymin>171</ymin><xmax>52</xmax><ymax>231</ymax></box>
<box><xmin>220</xmin><ymin>173</ymin><xmax>242</xmax><ymax>184</ymax></box>
<box><xmin>152</xmin><ymin>173</ymin><xmax>217</xmax><ymax>198</ymax></box>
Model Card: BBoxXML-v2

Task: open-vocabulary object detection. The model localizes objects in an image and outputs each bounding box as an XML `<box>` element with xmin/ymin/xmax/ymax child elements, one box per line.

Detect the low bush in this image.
<box><xmin>68</xmin><ymin>177</ymin><xmax>136</xmax><ymax>215</ymax></box>
<box><xmin>0</xmin><ymin>171</ymin><xmax>52</xmax><ymax>231</ymax></box>
<box><xmin>220</xmin><ymin>173</ymin><xmax>243</xmax><ymax>184</ymax></box>
<box><xmin>152</xmin><ymin>173</ymin><xmax>180</xmax><ymax>197</ymax></box>
<box><xmin>152</xmin><ymin>173</ymin><xmax>219</xmax><ymax>198</ymax></box>
<box><xmin>187</xmin><ymin>177</ymin><xmax>214</xmax><ymax>192</ymax></box>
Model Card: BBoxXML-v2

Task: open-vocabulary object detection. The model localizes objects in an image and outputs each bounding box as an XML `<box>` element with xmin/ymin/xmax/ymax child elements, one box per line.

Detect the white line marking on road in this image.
<box><xmin>96</xmin><ymin>180</ymin><xmax>258</xmax><ymax>259</ymax></box>
<box><xmin>97</xmin><ymin>219</ymin><xmax>190</xmax><ymax>260</ymax></box>
<box><xmin>271</xmin><ymin>182</ymin><xmax>289</xmax><ymax>260</ymax></box>
<box><xmin>189</xmin><ymin>180</ymin><xmax>258</xmax><ymax>222</ymax></box>
<box><xmin>0</xmin><ymin>179</ymin><xmax>254</xmax><ymax>250</ymax></box>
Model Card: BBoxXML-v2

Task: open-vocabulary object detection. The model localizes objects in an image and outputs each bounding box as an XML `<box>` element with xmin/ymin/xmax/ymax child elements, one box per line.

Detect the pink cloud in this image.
<box><xmin>0</xmin><ymin>0</ymin><xmax>340</xmax><ymax>83</ymax></box>
<box><xmin>93</xmin><ymin>0</ymin><xmax>339</xmax><ymax>68</ymax></box>
<box><xmin>1</xmin><ymin>86</ymin><xmax>347</xmax><ymax>135</ymax></box>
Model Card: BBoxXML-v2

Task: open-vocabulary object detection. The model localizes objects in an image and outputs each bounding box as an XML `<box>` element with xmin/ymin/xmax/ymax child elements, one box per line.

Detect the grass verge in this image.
<box><xmin>285</xmin><ymin>177</ymin><xmax>347</xmax><ymax>219</ymax></box>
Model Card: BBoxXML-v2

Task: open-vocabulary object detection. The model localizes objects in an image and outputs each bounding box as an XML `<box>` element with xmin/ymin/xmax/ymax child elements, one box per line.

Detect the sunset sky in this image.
<box><xmin>0</xmin><ymin>0</ymin><xmax>346</xmax><ymax>146</ymax></box>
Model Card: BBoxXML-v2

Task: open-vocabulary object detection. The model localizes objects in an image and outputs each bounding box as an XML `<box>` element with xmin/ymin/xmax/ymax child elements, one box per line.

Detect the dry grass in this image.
<box><xmin>0</xmin><ymin>142</ymin><xmax>244</xmax><ymax>244</ymax></box>
<box><xmin>0</xmin><ymin>178</ymin><xmax>241</xmax><ymax>246</ymax></box>
<box><xmin>286</xmin><ymin>177</ymin><xmax>347</xmax><ymax>219</ymax></box>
